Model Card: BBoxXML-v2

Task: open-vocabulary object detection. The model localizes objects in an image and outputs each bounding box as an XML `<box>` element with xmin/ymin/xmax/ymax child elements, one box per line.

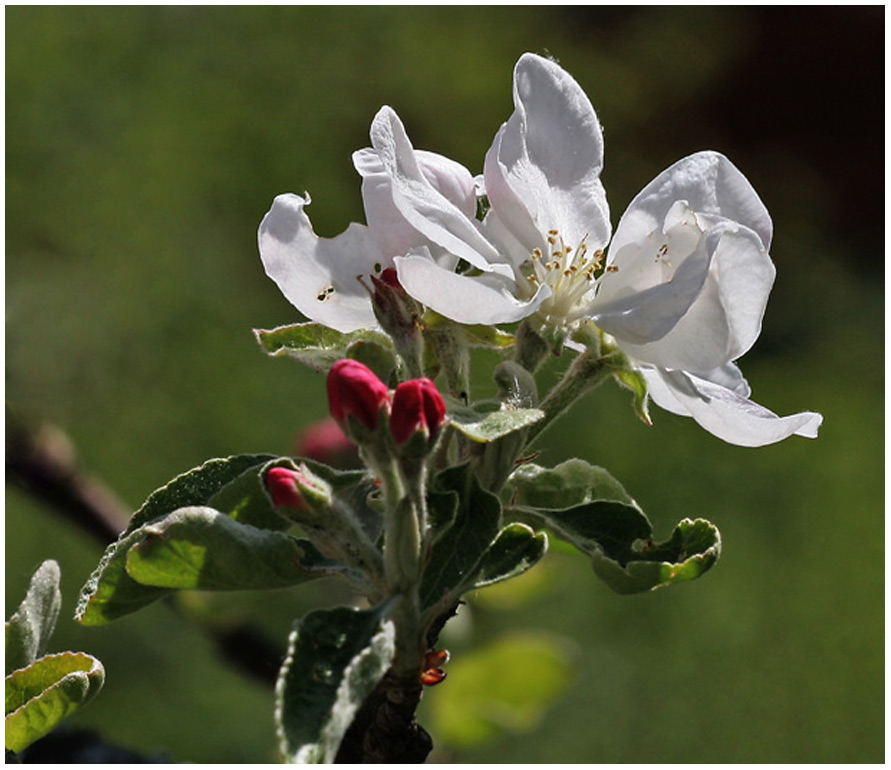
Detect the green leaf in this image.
<box><xmin>76</xmin><ymin>454</ymin><xmax>278</xmax><ymax>625</ymax></box>
<box><xmin>5</xmin><ymin>561</ymin><xmax>62</xmax><ymax>675</ymax></box>
<box><xmin>276</xmin><ymin>604</ymin><xmax>395</xmax><ymax>763</ymax></box>
<box><xmin>420</xmin><ymin>464</ymin><xmax>502</xmax><ymax>610</ymax></box>
<box><xmin>124</xmin><ymin>507</ymin><xmax>363</xmax><ymax>591</ymax></box>
<box><xmin>473</xmin><ymin>524</ymin><xmax>548</xmax><ymax>590</ymax></box>
<box><xmin>445</xmin><ymin>399</ymin><xmax>544</xmax><ymax>443</ymax></box>
<box><xmin>75</xmin><ymin>529</ymin><xmax>174</xmax><ymax>626</ymax></box>
<box><xmin>344</xmin><ymin>339</ymin><xmax>399</xmax><ymax>385</ymax></box>
<box><xmin>5</xmin><ymin>652</ymin><xmax>105</xmax><ymax>753</ymax></box>
<box><xmin>505</xmin><ymin>460</ymin><xmax>720</xmax><ymax>593</ymax></box>
<box><xmin>254</xmin><ymin>323</ymin><xmax>395</xmax><ymax>374</ymax></box>
<box><xmin>505</xmin><ymin>459</ymin><xmax>636</xmax><ymax>510</ymax></box>
<box><xmin>592</xmin><ymin>518</ymin><xmax>722</xmax><ymax>595</ymax></box>
<box><xmin>125</xmin><ymin>454</ymin><xmax>278</xmax><ymax>535</ymax></box>
<box><xmin>207</xmin><ymin>464</ymin><xmax>290</xmax><ymax>531</ymax></box>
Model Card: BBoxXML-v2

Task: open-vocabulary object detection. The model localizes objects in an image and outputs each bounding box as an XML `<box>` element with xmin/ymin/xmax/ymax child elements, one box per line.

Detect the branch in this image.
<box><xmin>5</xmin><ymin>410</ymin><xmax>284</xmax><ymax>688</ymax></box>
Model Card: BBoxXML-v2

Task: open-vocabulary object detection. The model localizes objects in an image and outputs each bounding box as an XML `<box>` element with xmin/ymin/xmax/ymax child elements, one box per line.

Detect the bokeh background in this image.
<box><xmin>6</xmin><ymin>6</ymin><xmax>883</xmax><ymax>763</ymax></box>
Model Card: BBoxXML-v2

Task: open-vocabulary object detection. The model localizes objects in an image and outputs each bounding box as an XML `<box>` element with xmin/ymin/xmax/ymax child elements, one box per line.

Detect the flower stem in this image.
<box><xmin>526</xmin><ymin>349</ymin><xmax>616</xmax><ymax>446</ymax></box>
<box><xmin>378</xmin><ymin>457</ymin><xmax>425</xmax><ymax>680</ymax></box>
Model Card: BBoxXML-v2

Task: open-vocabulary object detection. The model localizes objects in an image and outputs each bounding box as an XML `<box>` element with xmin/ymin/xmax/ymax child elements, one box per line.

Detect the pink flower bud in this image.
<box><xmin>295</xmin><ymin>417</ymin><xmax>360</xmax><ymax>468</ymax></box>
<box><xmin>266</xmin><ymin>466</ymin><xmax>310</xmax><ymax>510</ymax></box>
<box><xmin>327</xmin><ymin>359</ymin><xmax>390</xmax><ymax>431</ymax></box>
<box><xmin>390</xmin><ymin>378</ymin><xmax>447</xmax><ymax>445</ymax></box>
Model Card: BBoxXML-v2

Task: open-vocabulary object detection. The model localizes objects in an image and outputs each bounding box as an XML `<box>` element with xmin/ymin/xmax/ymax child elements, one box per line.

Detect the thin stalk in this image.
<box><xmin>526</xmin><ymin>349</ymin><xmax>616</xmax><ymax>446</ymax></box>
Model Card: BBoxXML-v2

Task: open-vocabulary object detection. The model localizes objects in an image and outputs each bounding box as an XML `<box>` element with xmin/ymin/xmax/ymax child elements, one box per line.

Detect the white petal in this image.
<box><xmin>611</xmin><ymin>151</ymin><xmax>772</xmax><ymax>258</ymax></box>
<box><xmin>591</xmin><ymin>205</ymin><xmax>712</xmax><ymax>345</ymax></box>
<box><xmin>258</xmin><ymin>193</ymin><xmax>383</xmax><ymax>333</ymax></box>
<box><xmin>616</xmin><ymin>224</ymin><xmax>774</xmax><ymax>371</ymax></box>
<box><xmin>394</xmin><ymin>253</ymin><xmax>550</xmax><ymax>325</ymax></box>
<box><xmin>414</xmin><ymin>150</ymin><xmax>478</xmax><ymax>218</ymax></box>
<box><xmin>650</xmin><ymin>368</ymin><xmax>823</xmax><ymax>447</ymax></box>
<box><xmin>484</xmin><ymin>53</ymin><xmax>610</xmax><ymax>255</ymax></box>
<box><xmin>370</xmin><ymin>107</ymin><xmax>501</xmax><ymax>271</ymax></box>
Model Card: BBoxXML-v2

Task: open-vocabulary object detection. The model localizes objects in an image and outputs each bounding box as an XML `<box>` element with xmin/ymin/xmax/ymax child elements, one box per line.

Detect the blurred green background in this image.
<box><xmin>6</xmin><ymin>6</ymin><xmax>883</xmax><ymax>763</ymax></box>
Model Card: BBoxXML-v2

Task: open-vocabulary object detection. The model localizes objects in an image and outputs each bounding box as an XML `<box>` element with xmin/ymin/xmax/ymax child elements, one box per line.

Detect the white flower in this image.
<box><xmin>603</xmin><ymin>151</ymin><xmax>823</xmax><ymax>446</ymax></box>
<box><xmin>380</xmin><ymin>53</ymin><xmax>821</xmax><ymax>446</ymax></box>
<box><xmin>385</xmin><ymin>54</ymin><xmax>716</xmax><ymax>341</ymax></box>
<box><xmin>258</xmin><ymin>139</ymin><xmax>476</xmax><ymax>333</ymax></box>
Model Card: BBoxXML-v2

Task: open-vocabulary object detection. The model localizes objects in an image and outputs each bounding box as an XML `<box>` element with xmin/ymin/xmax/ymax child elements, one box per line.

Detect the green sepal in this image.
<box><xmin>124</xmin><ymin>507</ymin><xmax>365</xmax><ymax>591</ymax></box>
<box><xmin>612</xmin><ymin>367</ymin><xmax>652</xmax><ymax>426</ymax></box>
<box><xmin>254</xmin><ymin>322</ymin><xmax>395</xmax><ymax>376</ymax></box>
<box><xmin>5</xmin><ymin>651</ymin><xmax>105</xmax><ymax>753</ymax></box>
<box><xmin>592</xmin><ymin>518</ymin><xmax>722</xmax><ymax>594</ymax></box>
<box><xmin>445</xmin><ymin>398</ymin><xmax>544</xmax><ymax>444</ymax></box>
<box><xmin>473</xmin><ymin>523</ymin><xmax>548</xmax><ymax>591</ymax></box>
<box><xmin>420</xmin><ymin>463</ymin><xmax>501</xmax><ymax>611</ymax></box>
<box><xmin>422</xmin><ymin>309</ymin><xmax>514</xmax><ymax>350</ymax></box>
<box><xmin>6</xmin><ymin>561</ymin><xmax>62</xmax><ymax>676</ymax></box>
<box><xmin>275</xmin><ymin>603</ymin><xmax>395</xmax><ymax>763</ymax></box>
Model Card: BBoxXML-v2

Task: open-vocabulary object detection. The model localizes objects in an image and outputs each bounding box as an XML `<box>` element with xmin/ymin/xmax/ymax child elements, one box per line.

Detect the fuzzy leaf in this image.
<box><xmin>505</xmin><ymin>459</ymin><xmax>636</xmax><ymax>510</ymax></box>
<box><xmin>473</xmin><ymin>524</ymin><xmax>548</xmax><ymax>590</ymax></box>
<box><xmin>5</xmin><ymin>652</ymin><xmax>105</xmax><ymax>753</ymax></box>
<box><xmin>446</xmin><ymin>399</ymin><xmax>544</xmax><ymax>443</ymax></box>
<box><xmin>276</xmin><ymin>604</ymin><xmax>395</xmax><ymax>763</ymax></box>
<box><xmin>592</xmin><ymin>518</ymin><xmax>722</xmax><ymax>594</ymax></box>
<box><xmin>76</xmin><ymin>454</ymin><xmax>279</xmax><ymax>625</ymax></box>
<box><xmin>5</xmin><ymin>561</ymin><xmax>62</xmax><ymax>676</ymax></box>
<box><xmin>124</xmin><ymin>454</ymin><xmax>279</xmax><ymax>535</ymax></box>
<box><xmin>254</xmin><ymin>323</ymin><xmax>395</xmax><ymax>375</ymax></box>
<box><xmin>420</xmin><ymin>464</ymin><xmax>502</xmax><ymax>610</ymax></box>
<box><xmin>505</xmin><ymin>460</ymin><xmax>720</xmax><ymax>593</ymax></box>
<box><xmin>124</xmin><ymin>507</ymin><xmax>362</xmax><ymax>591</ymax></box>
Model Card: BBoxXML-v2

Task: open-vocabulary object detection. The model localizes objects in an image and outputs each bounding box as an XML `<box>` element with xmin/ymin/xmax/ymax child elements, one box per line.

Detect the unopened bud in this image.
<box><xmin>265</xmin><ymin>464</ymin><xmax>332</xmax><ymax>514</ymax></box>
<box><xmin>326</xmin><ymin>359</ymin><xmax>390</xmax><ymax>431</ymax></box>
<box><xmin>370</xmin><ymin>269</ymin><xmax>425</xmax><ymax>378</ymax></box>
<box><xmin>295</xmin><ymin>417</ymin><xmax>360</xmax><ymax>468</ymax></box>
<box><xmin>390</xmin><ymin>378</ymin><xmax>447</xmax><ymax>445</ymax></box>
<box><xmin>266</xmin><ymin>466</ymin><xmax>310</xmax><ymax>510</ymax></box>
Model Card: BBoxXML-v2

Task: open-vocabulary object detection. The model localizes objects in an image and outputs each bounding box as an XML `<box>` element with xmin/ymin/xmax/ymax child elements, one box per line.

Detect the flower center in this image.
<box><xmin>520</xmin><ymin>229</ymin><xmax>610</xmax><ymax>321</ymax></box>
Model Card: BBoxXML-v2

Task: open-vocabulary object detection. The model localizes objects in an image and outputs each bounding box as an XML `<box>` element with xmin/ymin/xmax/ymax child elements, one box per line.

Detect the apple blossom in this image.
<box><xmin>258</xmin><ymin>140</ymin><xmax>476</xmax><ymax>333</ymax></box>
<box><xmin>379</xmin><ymin>53</ymin><xmax>821</xmax><ymax>447</ymax></box>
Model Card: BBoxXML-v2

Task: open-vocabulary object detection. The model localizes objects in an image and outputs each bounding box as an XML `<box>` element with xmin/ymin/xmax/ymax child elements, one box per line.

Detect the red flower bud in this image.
<box><xmin>326</xmin><ymin>359</ymin><xmax>390</xmax><ymax>431</ymax></box>
<box><xmin>266</xmin><ymin>466</ymin><xmax>310</xmax><ymax>510</ymax></box>
<box><xmin>390</xmin><ymin>378</ymin><xmax>447</xmax><ymax>445</ymax></box>
<box><xmin>377</xmin><ymin>267</ymin><xmax>402</xmax><ymax>290</ymax></box>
